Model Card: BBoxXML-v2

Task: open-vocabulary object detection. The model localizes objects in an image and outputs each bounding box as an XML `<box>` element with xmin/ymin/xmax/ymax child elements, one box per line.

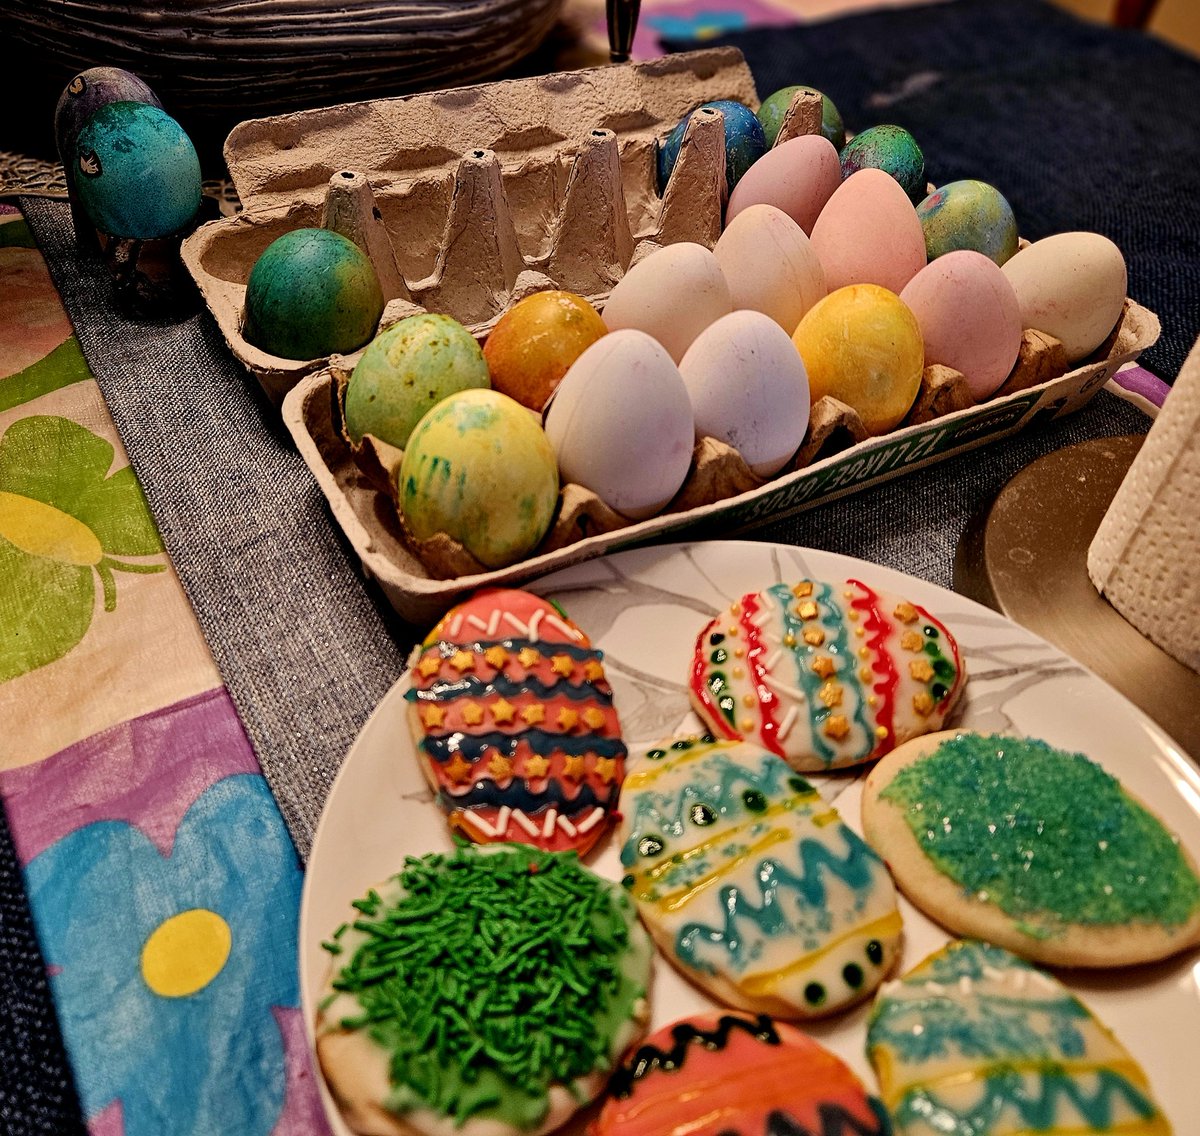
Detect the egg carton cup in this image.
<box><xmin>283</xmin><ymin>299</ymin><xmax>1158</xmax><ymax>625</ymax></box>
<box><xmin>181</xmin><ymin>47</ymin><xmax>775</xmax><ymax>405</ymax></box>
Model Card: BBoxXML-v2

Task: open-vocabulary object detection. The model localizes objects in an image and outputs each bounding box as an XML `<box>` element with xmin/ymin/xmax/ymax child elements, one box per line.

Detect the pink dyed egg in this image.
<box><xmin>899</xmin><ymin>250</ymin><xmax>1023</xmax><ymax>400</ymax></box>
<box><xmin>726</xmin><ymin>134</ymin><xmax>842</xmax><ymax>235</ymax></box>
<box><xmin>713</xmin><ymin>205</ymin><xmax>826</xmax><ymax>334</ymax></box>
<box><xmin>810</xmin><ymin>168</ymin><xmax>927</xmax><ymax>294</ymax></box>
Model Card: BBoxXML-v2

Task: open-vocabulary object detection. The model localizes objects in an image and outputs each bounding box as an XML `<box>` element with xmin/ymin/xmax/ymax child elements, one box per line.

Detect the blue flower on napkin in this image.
<box><xmin>25</xmin><ymin>773</ymin><xmax>304</xmax><ymax>1136</ymax></box>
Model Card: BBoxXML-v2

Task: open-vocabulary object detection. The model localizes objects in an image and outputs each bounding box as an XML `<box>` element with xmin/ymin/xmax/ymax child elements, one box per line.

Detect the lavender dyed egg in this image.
<box><xmin>54</xmin><ymin>67</ymin><xmax>162</xmax><ymax>175</ymax></box>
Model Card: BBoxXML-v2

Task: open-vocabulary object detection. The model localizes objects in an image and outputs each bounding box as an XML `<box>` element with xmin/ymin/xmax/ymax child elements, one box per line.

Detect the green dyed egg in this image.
<box><xmin>917</xmin><ymin>179</ymin><xmax>1020</xmax><ymax>265</ymax></box>
<box><xmin>840</xmin><ymin>125</ymin><xmax>926</xmax><ymax>202</ymax></box>
<box><xmin>243</xmin><ymin>228</ymin><xmax>383</xmax><ymax>361</ymax></box>
<box><xmin>73</xmin><ymin>101</ymin><xmax>200</xmax><ymax>239</ymax></box>
<box><xmin>398</xmin><ymin>389</ymin><xmax>559</xmax><ymax>569</ymax></box>
<box><xmin>756</xmin><ymin>86</ymin><xmax>845</xmax><ymax>150</ymax></box>
<box><xmin>344</xmin><ymin>313</ymin><xmax>489</xmax><ymax>448</ymax></box>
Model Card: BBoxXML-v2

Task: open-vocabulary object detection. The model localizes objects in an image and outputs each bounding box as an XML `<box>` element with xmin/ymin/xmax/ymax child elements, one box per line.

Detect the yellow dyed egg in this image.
<box><xmin>398</xmin><ymin>390</ymin><xmax>559</xmax><ymax>568</ymax></box>
<box><xmin>791</xmin><ymin>284</ymin><xmax>923</xmax><ymax>435</ymax></box>
<box><xmin>483</xmin><ymin>290</ymin><xmax>607</xmax><ymax>412</ymax></box>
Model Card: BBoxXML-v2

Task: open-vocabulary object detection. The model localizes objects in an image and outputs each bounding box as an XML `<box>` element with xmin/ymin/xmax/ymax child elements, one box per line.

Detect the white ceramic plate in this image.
<box><xmin>300</xmin><ymin>540</ymin><xmax>1200</xmax><ymax>1134</ymax></box>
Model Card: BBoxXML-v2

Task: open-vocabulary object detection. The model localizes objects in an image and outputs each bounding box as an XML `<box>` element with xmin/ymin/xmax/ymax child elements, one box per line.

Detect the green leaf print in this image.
<box><xmin>0</xmin><ymin>415</ymin><xmax>165</xmax><ymax>682</ymax></box>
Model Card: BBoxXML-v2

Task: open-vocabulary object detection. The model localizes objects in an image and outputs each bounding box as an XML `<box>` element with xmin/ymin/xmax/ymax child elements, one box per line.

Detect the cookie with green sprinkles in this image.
<box><xmin>315</xmin><ymin>843</ymin><xmax>652</xmax><ymax>1136</ymax></box>
<box><xmin>862</xmin><ymin>730</ymin><xmax>1200</xmax><ymax>967</ymax></box>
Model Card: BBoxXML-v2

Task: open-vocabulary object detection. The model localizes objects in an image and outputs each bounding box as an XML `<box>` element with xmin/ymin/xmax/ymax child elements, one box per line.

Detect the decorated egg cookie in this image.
<box><xmin>689</xmin><ymin>577</ymin><xmax>966</xmax><ymax>773</ymax></box>
<box><xmin>317</xmin><ymin>844</ymin><xmax>652</xmax><ymax>1136</ymax></box>
<box><xmin>618</xmin><ymin>736</ymin><xmax>902</xmax><ymax>1018</ymax></box>
<box><xmin>407</xmin><ymin>588</ymin><xmax>626</xmax><ymax>854</ymax></box>
<box><xmin>595</xmin><ymin>1011</ymin><xmax>891</xmax><ymax>1136</ymax></box>
<box><xmin>868</xmin><ymin>939</ymin><xmax>1171</xmax><ymax>1134</ymax></box>
<box><xmin>862</xmin><ymin>730</ymin><xmax>1200</xmax><ymax>967</ymax></box>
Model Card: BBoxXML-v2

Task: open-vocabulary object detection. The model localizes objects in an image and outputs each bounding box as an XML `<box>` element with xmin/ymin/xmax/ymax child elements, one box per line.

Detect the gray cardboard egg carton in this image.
<box><xmin>181</xmin><ymin>48</ymin><xmax>765</xmax><ymax>404</ymax></box>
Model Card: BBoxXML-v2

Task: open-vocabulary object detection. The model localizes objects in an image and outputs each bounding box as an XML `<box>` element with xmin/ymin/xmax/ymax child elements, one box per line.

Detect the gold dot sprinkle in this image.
<box><xmin>783</xmin><ymin>633</ymin><xmax>797</xmax><ymax>648</ymax></box>
<box><xmin>727</xmin><ymin>625</ymin><xmax>739</xmax><ymax>637</ymax></box>
<box><xmin>858</xmin><ymin>647</ymin><xmax>870</xmax><ymax>659</ymax></box>
<box><xmin>875</xmin><ymin>725</ymin><xmax>889</xmax><ymax>739</ymax></box>
<box><xmin>742</xmin><ymin>693</ymin><xmax>756</xmax><ymax>708</ymax></box>
<box><xmin>859</xmin><ymin>667</ymin><xmax>873</xmax><ymax>682</ymax></box>
<box><xmin>848</xmin><ymin>609</ymin><xmax>860</xmax><ymax>622</ymax></box>
<box><xmin>855</xmin><ymin>626</ymin><xmax>866</xmax><ymax>638</ymax></box>
<box><xmin>741</xmin><ymin>718</ymin><xmax>755</xmax><ymax>732</ymax></box>
<box><xmin>731</xmin><ymin>603</ymin><xmax>741</xmax><ymax>615</ymax></box>
<box><xmin>734</xmin><ymin>647</ymin><xmax>745</xmax><ymax>658</ymax></box>
<box><xmin>868</xmin><ymin>695</ymin><xmax>879</xmax><ymax>707</ymax></box>
<box><xmin>732</xmin><ymin>667</ymin><xmax>745</xmax><ymax>679</ymax></box>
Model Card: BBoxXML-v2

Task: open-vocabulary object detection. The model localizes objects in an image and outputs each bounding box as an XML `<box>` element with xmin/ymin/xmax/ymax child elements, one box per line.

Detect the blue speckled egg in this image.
<box><xmin>243</xmin><ymin>228</ymin><xmax>384</xmax><ymax>361</ymax></box>
<box><xmin>73</xmin><ymin>101</ymin><xmax>201</xmax><ymax>239</ymax></box>
<box><xmin>55</xmin><ymin>68</ymin><xmax>162</xmax><ymax>173</ymax></box>
<box><xmin>756</xmin><ymin>86</ymin><xmax>845</xmax><ymax>150</ymax></box>
<box><xmin>840</xmin><ymin>125</ymin><xmax>926</xmax><ymax>202</ymax></box>
<box><xmin>917</xmin><ymin>179</ymin><xmax>1020</xmax><ymax>265</ymax></box>
<box><xmin>658</xmin><ymin>100</ymin><xmax>766</xmax><ymax>195</ymax></box>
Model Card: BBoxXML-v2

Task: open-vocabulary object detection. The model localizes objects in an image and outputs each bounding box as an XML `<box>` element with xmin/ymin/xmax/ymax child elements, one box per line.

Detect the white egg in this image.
<box><xmin>601</xmin><ymin>242</ymin><xmax>732</xmax><ymax>362</ymax></box>
<box><xmin>1001</xmin><ymin>231</ymin><xmax>1127</xmax><ymax>362</ymax></box>
<box><xmin>714</xmin><ymin>204</ymin><xmax>827</xmax><ymax>335</ymax></box>
<box><xmin>679</xmin><ymin>310</ymin><xmax>811</xmax><ymax>478</ymax></box>
<box><xmin>544</xmin><ymin>329</ymin><xmax>695</xmax><ymax>519</ymax></box>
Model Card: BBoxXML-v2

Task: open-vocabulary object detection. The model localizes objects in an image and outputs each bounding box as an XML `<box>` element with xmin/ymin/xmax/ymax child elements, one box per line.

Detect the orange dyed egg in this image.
<box><xmin>483</xmin><ymin>290</ymin><xmax>607</xmax><ymax>411</ymax></box>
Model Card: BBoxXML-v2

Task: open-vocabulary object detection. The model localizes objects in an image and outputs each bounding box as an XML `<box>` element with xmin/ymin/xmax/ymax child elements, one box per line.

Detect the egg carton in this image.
<box><xmin>180</xmin><ymin>47</ymin><xmax>768</xmax><ymax>404</ymax></box>
<box><xmin>282</xmin><ymin>299</ymin><xmax>1158</xmax><ymax>625</ymax></box>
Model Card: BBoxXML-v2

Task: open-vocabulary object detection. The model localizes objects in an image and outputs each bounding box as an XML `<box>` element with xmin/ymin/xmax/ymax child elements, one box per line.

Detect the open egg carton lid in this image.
<box><xmin>180</xmin><ymin>47</ymin><xmax>758</xmax><ymax>403</ymax></box>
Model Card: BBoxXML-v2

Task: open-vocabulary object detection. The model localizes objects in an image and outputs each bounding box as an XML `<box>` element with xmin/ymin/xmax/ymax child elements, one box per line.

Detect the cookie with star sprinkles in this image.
<box><xmin>618</xmin><ymin>735</ymin><xmax>903</xmax><ymax>1018</ymax></box>
<box><xmin>689</xmin><ymin>577</ymin><xmax>966</xmax><ymax>772</ymax></box>
<box><xmin>594</xmin><ymin>1011</ymin><xmax>892</xmax><ymax>1136</ymax></box>
<box><xmin>867</xmin><ymin>939</ymin><xmax>1171</xmax><ymax>1134</ymax></box>
<box><xmin>316</xmin><ymin>843</ymin><xmax>652</xmax><ymax>1136</ymax></box>
<box><xmin>862</xmin><ymin>730</ymin><xmax>1200</xmax><ymax>967</ymax></box>
<box><xmin>406</xmin><ymin>587</ymin><xmax>626</xmax><ymax>855</ymax></box>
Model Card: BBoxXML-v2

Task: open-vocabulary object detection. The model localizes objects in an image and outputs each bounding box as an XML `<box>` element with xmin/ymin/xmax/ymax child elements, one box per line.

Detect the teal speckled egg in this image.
<box><xmin>840</xmin><ymin>125</ymin><xmax>926</xmax><ymax>202</ymax></box>
<box><xmin>243</xmin><ymin>228</ymin><xmax>384</xmax><ymax>361</ymax></box>
<box><xmin>658</xmin><ymin>100</ymin><xmax>766</xmax><ymax>195</ymax></box>
<box><xmin>917</xmin><ymin>180</ymin><xmax>1020</xmax><ymax>266</ymax></box>
<box><xmin>73</xmin><ymin>101</ymin><xmax>200</xmax><ymax>239</ymax></box>
<box><xmin>398</xmin><ymin>389</ymin><xmax>559</xmax><ymax>568</ymax></box>
<box><xmin>344</xmin><ymin>313</ymin><xmax>490</xmax><ymax>448</ymax></box>
<box><xmin>756</xmin><ymin>86</ymin><xmax>845</xmax><ymax>150</ymax></box>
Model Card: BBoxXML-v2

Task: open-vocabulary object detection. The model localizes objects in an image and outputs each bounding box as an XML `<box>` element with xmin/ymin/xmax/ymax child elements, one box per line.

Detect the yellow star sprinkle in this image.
<box><xmin>803</xmin><ymin>628</ymin><xmax>826</xmax><ymax>647</ymax></box>
<box><xmin>823</xmin><ymin>715</ymin><xmax>850</xmax><ymax>741</ymax></box>
<box><xmin>797</xmin><ymin>601</ymin><xmax>819</xmax><ymax>620</ymax></box>
<box><xmin>461</xmin><ymin>703</ymin><xmax>484</xmax><ymax>726</ymax></box>
<box><xmin>556</xmin><ymin>706</ymin><xmax>580</xmax><ymax>731</ymax></box>
<box><xmin>562</xmin><ymin>755</ymin><xmax>586</xmax><ymax>781</ymax></box>
<box><xmin>811</xmin><ymin>655</ymin><xmax>836</xmax><ymax>678</ymax></box>
<box><xmin>901</xmin><ymin>630</ymin><xmax>924</xmax><ymax>652</ymax></box>
<box><xmin>909</xmin><ymin>658</ymin><xmax>935</xmax><ymax>683</ymax></box>
<box><xmin>894</xmin><ymin>602</ymin><xmax>919</xmax><ymax>624</ymax></box>
<box><xmin>491</xmin><ymin>698</ymin><xmax>516</xmax><ymax>724</ymax></box>
<box><xmin>444</xmin><ymin>754</ymin><xmax>472</xmax><ymax>784</ymax></box>
<box><xmin>484</xmin><ymin>645</ymin><xmax>509</xmax><ymax>669</ymax></box>
<box><xmin>421</xmin><ymin>704</ymin><xmax>446</xmax><ymax>729</ymax></box>
<box><xmin>417</xmin><ymin>654</ymin><xmax>442</xmax><ymax>679</ymax></box>
<box><xmin>551</xmin><ymin>654</ymin><xmax>574</xmax><ymax>677</ymax></box>
<box><xmin>594</xmin><ymin>756</ymin><xmax>617</xmax><ymax>784</ymax></box>
<box><xmin>486</xmin><ymin>751</ymin><xmax>514</xmax><ymax>780</ymax></box>
<box><xmin>913</xmin><ymin>691</ymin><xmax>934</xmax><ymax>717</ymax></box>
<box><xmin>518</xmin><ymin>647</ymin><xmax>541</xmax><ymax>667</ymax></box>
<box><xmin>523</xmin><ymin>753</ymin><xmax>550</xmax><ymax>779</ymax></box>
<box><xmin>521</xmin><ymin>704</ymin><xmax>545</xmax><ymax>725</ymax></box>
<box><xmin>583</xmin><ymin>707</ymin><xmax>607</xmax><ymax>730</ymax></box>
<box><xmin>792</xmin><ymin>581</ymin><xmax>814</xmax><ymax>598</ymax></box>
<box><xmin>449</xmin><ymin>649</ymin><xmax>475</xmax><ymax>673</ymax></box>
<box><xmin>583</xmin><ymin>660</ymin><xmax>605</xmax><ymax>682</ymax></box>
<box><xmin>819</xmin><ymin>682</ymin><xmax>843</xmax><ymax>708</ymax></box>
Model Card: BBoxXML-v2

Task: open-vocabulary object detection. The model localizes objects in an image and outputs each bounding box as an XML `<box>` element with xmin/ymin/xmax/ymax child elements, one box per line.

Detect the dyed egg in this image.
<box><xmin>658</xmin><ymin>100</ymin><xmax>766</xmax><ymax>194</ymax></box>
<box><xmin>726</xmin><ymin>134</ymin><xmax>842</xmax><ymax>235</ymax></box>
<box><xmin>756</xmin><ymin>85</ymin><xmax>846</xmax><ymax>150</ymax></box>
<box><xmin>917</xmin><ymin>180</ymin><xmax>1020</xmax><ymax>265</ymax></box>
<box><xmin>244</xmin><ymin>228</ymin><xmax>383</xmax><ymax>361</ymax></box>
<box><xmin>544</xmin><ymin>329</ymin><xmax>694</xmax><ymax>520</ymax></box>
<box><xmin>1002</xmin><ymin>232</ymin><xmax>1128</xmax><ymax>362</ymax></box>
<box><xmin>55</xmin><ymin>68</ymin><xmax>161</xmax><ymax>182</ymax></box>
<box><xmin>398</xmin><ymin>390</ymin><xmax>558</xmax><ymax>568</ymax></box>
<box><xmin>482</xmin><ymin>290</ymin><xmax>606</xmax><ymax>412</ymax></box>
<box><xmin>840</xmin><ymin>125</ymin><xmax>926</xmax><ymax>202</ymax></box>
<box><xmin>810</xmin><ymin>168</ymin><xmax>927</xmax><ymax>294</ymax></box>
<box><xmin>602</xmin><ymin>243</ymin><xmax>731</xmax><ymax>363</ymax></box>
<box><xmin>345</xmin><ymin>313</ymin><xmax>489</xmax><ymax>447</ymax></box>
<box><xmin>900</xmin><ymin>251</ymin><xmax>1023</xmax><ymax>400</ymax></box>
<box><xmin>713</xmin><ymin>205</ymin><xmax>826</xmax><ymax>334</ymax></box>
<box><xmin>792</xmin><ymin>284</ymin><xmax>923</xmax><ymax>435</ymax></box>
<box><xmin>680</xmin><ymin>310</ymin><xmax>810</xmax><ymax>477</ymax></box>
<box><xmin>72</xmin><ymin>101</ymin><xmax>201</xmax><ymax>239</ymax></box>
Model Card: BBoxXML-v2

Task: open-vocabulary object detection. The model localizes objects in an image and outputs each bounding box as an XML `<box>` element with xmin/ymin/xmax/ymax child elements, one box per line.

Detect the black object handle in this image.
<box><xmin>607</xmin><ymin>0</ymin><xmax>642</xmax><ymax>63</ymax></box>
